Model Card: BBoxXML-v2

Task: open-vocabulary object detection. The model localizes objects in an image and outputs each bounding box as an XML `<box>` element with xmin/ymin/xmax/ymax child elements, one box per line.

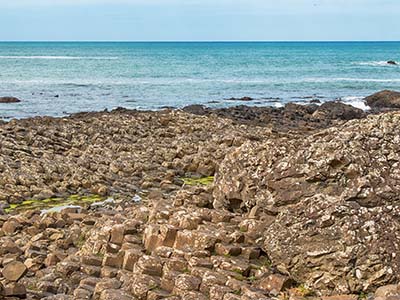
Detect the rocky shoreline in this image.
<box><xmin>1</xmin><ymin>90</ymin><xmax>400</xmax><ymax>299</ymax></box>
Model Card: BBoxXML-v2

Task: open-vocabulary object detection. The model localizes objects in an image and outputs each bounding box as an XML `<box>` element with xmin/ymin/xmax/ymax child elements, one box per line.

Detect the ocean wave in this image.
<box><xmin>2</xmin><ymin>77</ymin><xmax>400</xmax><ymax>86</ymax></box>
<box><xmin>274</xmin><ymin>102</ymin><xmax>284</xmax><ymax>108</ymax></box>
<box><xmin>339</xmin><ymin>96</ymin><xmax>371</xmax><ymax>111</ymax></box>
<box><xmin>216</xmin><ymin>77</ymin><xmax>400</xmax><ymax>84</ymax></box>
<box><xmin>354</xmin><ymin>61</ymin><xmax>398</xmax><ymax>67</ymax></box>
<box><xmin>288</xmin><ymin>96</ymin><xmax>371</xmax><ymax>111</ymax></box>
<box><xmin>302</xmin><ymin>77</ymin><xmax>400</xmax><ymax>83</ymax></box>
<box><xmin>0</xmin><ymin>56</ymin><xmax>119</xmax><ymax>60</ymax></box>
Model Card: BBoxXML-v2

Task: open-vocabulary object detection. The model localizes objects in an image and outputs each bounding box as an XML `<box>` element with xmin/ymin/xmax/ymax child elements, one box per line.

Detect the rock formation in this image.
<box><xmin>214</xmin><ymin>112</ymin><xmax>400</xmax><ymax>294</ymax></box>
<box><xmin>365</xmin><ymin>90</ymin><xmax>400</xmax><ymax>109</ymax></box>
<box><xmin>0</xmin><ymin>97</ymin><xmax>400</xmax><ymax>299</ymax></box>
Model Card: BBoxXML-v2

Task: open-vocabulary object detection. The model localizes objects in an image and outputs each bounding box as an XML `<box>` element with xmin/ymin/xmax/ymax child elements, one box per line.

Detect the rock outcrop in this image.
<box><xmin>214</xmin><ymin>112</ymin><xmax>400</xmax><ymax>294</ymax></box>
<box><xmin>365</xmin><ymin>90</ymin><xmax>400</xmax><ymax>109</ymax></box>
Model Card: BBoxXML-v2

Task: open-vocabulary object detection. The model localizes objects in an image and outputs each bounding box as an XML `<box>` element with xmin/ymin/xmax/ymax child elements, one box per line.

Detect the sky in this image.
<box><xmin>0</xmin><ymin>0</ymin><xmax>399</xmax><ymax>41</ymax></box>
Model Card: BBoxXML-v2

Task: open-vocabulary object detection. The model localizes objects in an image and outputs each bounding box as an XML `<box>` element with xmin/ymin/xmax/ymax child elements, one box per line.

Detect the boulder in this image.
<box><xmin>365</xmin><ymin>90</ymin><xmax>400</xmax><ymax>109</ymax></box>
<box><xmin>256</xmin><ymin>274</ymin><xmax>294</xmax><ymax>296</ymax></box>
<box><xmin>2</xmin><ymin>261</ymin><xmax>27</xmax><ymax>281</ymax></box>
<box><xmin>4</xmin><ymin>282</ymin><xmax>26</xmax><ymax>298</ymax></box>
<box><xmin>2</xmin><ymin>219</ymin><xmax>21</xmax><ymax>235</ymax></box>
<box><xmin>94</xmin><ymin>278</ymin><xmax>121</xmax><ymax>299</ymax></box>
<box><xmin>174</xmin><ymin>274</ymin><xmax>202</xmax><ymax>292</ymax></box>
<box><xmin>0</xmin><ymin>96</ymin><xmax>21</xmax><ymax>103</ymax></box>
<box><xmin>214</xmin><ymin>112</ymin><xmax>400</xmax><ymax>294</ymax></box>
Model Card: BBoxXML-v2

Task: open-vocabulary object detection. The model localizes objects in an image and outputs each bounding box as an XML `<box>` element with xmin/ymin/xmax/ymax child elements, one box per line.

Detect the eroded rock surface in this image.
<box><xmin>214</xmin><ymin>112</ymin><xmax>400</xmax><ymax>293</ymax></box>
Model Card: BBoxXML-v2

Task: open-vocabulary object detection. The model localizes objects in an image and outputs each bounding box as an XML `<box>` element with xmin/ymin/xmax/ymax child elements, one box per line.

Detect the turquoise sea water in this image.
<box><xmin>0</xmin><ymin>42</ymin><xmax>399</xmax><ymax>119</ymax></box>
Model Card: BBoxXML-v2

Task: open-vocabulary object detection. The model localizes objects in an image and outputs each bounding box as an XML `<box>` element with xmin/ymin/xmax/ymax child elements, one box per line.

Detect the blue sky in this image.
<box><xmin>1</xmin><ymin>0</ymin><xmax>399</xmax><ymax>41</ymax></box>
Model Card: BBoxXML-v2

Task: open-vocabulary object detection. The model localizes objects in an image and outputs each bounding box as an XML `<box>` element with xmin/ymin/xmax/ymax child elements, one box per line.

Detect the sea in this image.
<box><xmin>0</xmin><ymin>41</ymin><xmax>399</xmax><ymax>120</ymax></box>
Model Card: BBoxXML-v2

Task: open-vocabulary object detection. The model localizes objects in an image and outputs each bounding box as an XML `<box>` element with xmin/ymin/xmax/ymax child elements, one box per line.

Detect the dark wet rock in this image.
<box><xmin>0</xmin><ymin>96</ymin><xmax>21</xmax><ymax>103</ymax></box>
<box><xmin>226</xmin><ymin>97</ymin><xmax>254</xmax><ymax>101</ymax></box>
<box><xmin>182</xmin><ymin>104</ymin><xmax>208</xmax><ymax>115</ymax></box>
<box><xmin>388</xmin><ymin>61</ymin><xmax>398</xmax><ymax>65</ymax></box>
<box><xmin>214</xmin><ymin>112</ymin><xmax>400</xmax><ymax>294</ymax></box>
<box><xmin>310</xmin><ymin>99</ymin><xmax>321</xmax><ymax>104</ymax></box>
<box><xmin>313</xmin><ymin>101</ymin><xmax>366</xmax><ymax>120</ymax></box>
<box><xmin>184</xmin><ymin>101</ymin><xmax>366</xmax><ymax>132</ymax></box>
<box><xmin>365</xmin><ymin>90</ymin><xmax>400</xmax><ymax>109</ymax></box>
<box><xmin>284</xmin><ymin>102</ymin><xmax>318</xmax><ymax>115</ymax></box>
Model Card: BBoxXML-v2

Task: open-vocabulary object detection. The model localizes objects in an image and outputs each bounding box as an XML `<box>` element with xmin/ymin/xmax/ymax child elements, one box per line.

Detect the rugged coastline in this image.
<box><xmin>0</xmin><ymin>91</ymin><xmax>400</xmax><ymax>299</ymax></box>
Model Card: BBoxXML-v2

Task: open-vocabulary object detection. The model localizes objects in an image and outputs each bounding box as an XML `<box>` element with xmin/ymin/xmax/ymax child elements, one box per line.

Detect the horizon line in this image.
<box><xmin>1</xmin><ymin>40</ymin><xmax>400</xmax><ymax>43</ymax></box>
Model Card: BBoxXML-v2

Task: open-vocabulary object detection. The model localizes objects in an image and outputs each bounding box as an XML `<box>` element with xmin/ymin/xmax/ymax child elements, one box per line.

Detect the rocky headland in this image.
<box><xmin>0</xmin><ymin>91</ymin><xmax>400</xmax><ymax>300</ymax></box>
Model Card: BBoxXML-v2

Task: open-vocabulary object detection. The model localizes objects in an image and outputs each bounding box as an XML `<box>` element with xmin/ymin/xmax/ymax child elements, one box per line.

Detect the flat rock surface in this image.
<box><xmin>2</xmin><ymin>261</ymin><xmax>27</xmax><ymax>281</ymax></box>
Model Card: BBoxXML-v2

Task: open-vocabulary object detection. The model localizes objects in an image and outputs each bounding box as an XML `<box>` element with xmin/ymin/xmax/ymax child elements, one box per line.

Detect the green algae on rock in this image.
<box><xmin>5</xmin><ymin>194</ymin><xmax>106</xmax><ymax>214</ymax></box>
<box><xmin>181</xmin><ymin>176</ymin><xmax>214</xmax><ymax>186</ymax></box>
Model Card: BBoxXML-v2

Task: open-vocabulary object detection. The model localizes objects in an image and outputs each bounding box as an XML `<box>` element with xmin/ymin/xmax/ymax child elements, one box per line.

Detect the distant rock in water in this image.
<box><xmin>159</xmin><ymin>106</ymin><xmax>176</xmax><ymax>110</ymax></box>
<box><xmin>387</xmin><ymin>60</ymin><xmax>398</xmax><ymax>65</ymax></box>
<box><xmin>226</xmin><ymin>96</ymin><xmax>254</xmax><ymax>101</ymax></box>
<box><xmin>365</xmin><ymin>90</ymin><xmax>400</xmax><ymax>109</ymax></box>
<box><xmin>0</xmin><ymin>97</ymin><xmax>21</xmax><ymax>103</ymax></box>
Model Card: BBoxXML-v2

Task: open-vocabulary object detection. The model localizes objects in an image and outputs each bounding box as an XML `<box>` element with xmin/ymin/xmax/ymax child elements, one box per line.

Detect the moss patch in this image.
<box><xmin>292</xmin><ymin>284</ymin><xmax>315</xmax><ymax>297</ymax></box>
<box><xmin>5</xmin><ymin>194</ymin><xmax>105</xmax><ymax>214</ymax></box>
<box><xmin>181</xmin><ymin>176</ymin><xmax>214</xmax><ymax>186</ymax></box>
